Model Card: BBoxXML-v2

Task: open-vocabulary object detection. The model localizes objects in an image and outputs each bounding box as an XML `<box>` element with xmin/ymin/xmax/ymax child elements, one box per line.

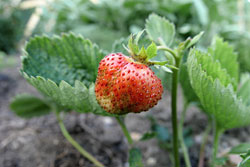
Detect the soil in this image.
<box><xmin>0</xmin><ymin>56</ymin><xmax>249</xmax><ymax>167</ymax></box>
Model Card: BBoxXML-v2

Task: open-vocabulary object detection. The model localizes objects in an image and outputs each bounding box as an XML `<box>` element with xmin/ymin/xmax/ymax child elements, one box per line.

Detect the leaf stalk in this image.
<box><xmin>179</xmin><ymin>102</ymin><xmax>191</xmax><ymax>167</ymax></box>
<box><xmin>171</xmin><ymin>56</ymin><xmax>181</xmax><ymax>167</ymax></box>
<box><xmin>198</xmin><ymin>121</ymin><xmax>212</xmax><ymax>167</ymax></box>
<box><xmin>116</xmin><ymin>116</ymin><xmax>133</xmax><ymax>146</ymax></box>
<box><xmin>157</xmin><ymin>46</ymin><xmax>177</xmax><ymax>59</ymax></box>
<box><xmin>55</xmin><ymin>111</ymin><xmax>105</xmax><ymax>167</ymax></box>
<box><xmin>211</xmin><ymin>122</ymin><xmax>223</xmax><ymax>167</ymax></box>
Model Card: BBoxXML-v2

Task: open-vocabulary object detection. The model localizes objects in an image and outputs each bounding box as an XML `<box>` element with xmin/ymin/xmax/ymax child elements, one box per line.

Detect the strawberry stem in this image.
<box><xmin>157</xmin><ymin>46</ymin><xmax>177</xmax><ymax>59</ymax></box>
<box><xmin>55</xmin><ymin>111</ymin><xmax>105</xmax><ymax>167</ymax></box>
<box><xmin>116</xmin><ymin>116</ymin><xmax>133</xmax><ymax>146</ymax></box>
<box><xmin>171</xmin><ymin>56</ymin><xmax>181</xmax><ymax>167</ymax></box>
<box><xmin>198</xmin><ymin>121</ymin><xmax>212</xmax><ymax>167</ymax></box>
<box><xmin>211</xmin><ymin>122</ymin><xmax>223</xmax><ymax>167</ymax></box>
<box><xmin>179</xmin><ymin>101</ymin><xmax>191</xmax><ymax>167</ymax></box>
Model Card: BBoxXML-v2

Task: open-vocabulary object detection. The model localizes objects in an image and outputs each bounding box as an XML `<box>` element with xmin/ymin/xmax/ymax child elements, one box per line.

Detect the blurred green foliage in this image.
<box><xmin>36</xmin><ymin>0</ymin><xmax>209</xmax><ymax>50</ymax></box>
<box><xmin>0</xmin><ymin>0</ymin><xmax>33</xmax><ymax>54</ymax></box>
<box><xmin>0</xmin><ymin>0</ymin><xmax>249</xmax><ymax>72</ymax></box>
<box><xmin>34</xmin><ymin>0</ymin><xmax>250</xmax><ymax>71</ymax></box>
<box><xmin>0</xmin><ymin>51</ymin><xmax>16</xmax><ymax>70</ymax></box>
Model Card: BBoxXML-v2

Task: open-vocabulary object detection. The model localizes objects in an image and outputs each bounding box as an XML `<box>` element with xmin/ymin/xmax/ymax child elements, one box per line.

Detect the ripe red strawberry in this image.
<box><xmin>95</xmin><ymin>53</ymin><xmax>163</xmax><ymax>114</ymax></box>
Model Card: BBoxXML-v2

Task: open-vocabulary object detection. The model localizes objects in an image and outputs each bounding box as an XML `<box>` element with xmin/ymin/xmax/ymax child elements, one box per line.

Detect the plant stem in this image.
<box><xmin>116</xmin><ymin>116</ymin><xmax>133</xmax><ymax>146</ymax></box>
<box><xmin>55</xmin><ymin>112</ymin><xmax>105</xmax><ymax>167</ymax></box>
<box><xmin>157</xmin><ymin>46</ymin><xmax>177</xmax><ymax>59</ymax></box>
<box><xmin>171</xmin><ymin>57</ymin><xmax>181</xmax><ymax>167</ymax></box>
<box><xmin>211</xmin><ymin>123</ymin><xmax>223</xmax><ymax>167</ymax></box>
<box><xmin>179</xmin><ymin>102</ymin><xmax>191</xmax><ymax>167</ymax></box>
<box><xmin>198</xmin><ymin>121</ymin><xmax>212</xmax><ymax>167</ymax></box>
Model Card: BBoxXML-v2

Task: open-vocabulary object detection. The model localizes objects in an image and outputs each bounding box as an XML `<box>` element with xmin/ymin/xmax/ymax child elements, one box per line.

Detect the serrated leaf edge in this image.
<box><xmin>188</xmin><ymin>49</ymin><xmax>250</xmax><ymax>129</ymax></box>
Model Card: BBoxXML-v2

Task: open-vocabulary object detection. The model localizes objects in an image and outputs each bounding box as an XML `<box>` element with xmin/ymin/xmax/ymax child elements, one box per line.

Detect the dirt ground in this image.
<box><xmin>1</xmin><ymin>56</ymin><xmax>250</xmax><ymax>167</ymax></box>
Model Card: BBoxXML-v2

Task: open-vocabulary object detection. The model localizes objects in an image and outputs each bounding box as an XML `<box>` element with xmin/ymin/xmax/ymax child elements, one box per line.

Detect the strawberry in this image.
<box><xmin>95</xmin><ymin>53</ymin><xmax>163</xmax><ymax>114</ymax></box>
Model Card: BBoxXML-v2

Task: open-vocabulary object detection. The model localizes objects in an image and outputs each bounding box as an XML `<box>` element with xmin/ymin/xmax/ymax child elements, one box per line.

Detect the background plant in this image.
<box><xmin>10</xmin><ymin>13</ymin><xmax>205</xmax><ymax>166</ymax></box>
<box><xmin>2</xmin><ymin>0</ymin><xmax>250</xmax><ymax>167</ymax></box>
<box><xmin>187</xmin><ymin>37</ymin><xmax>250</xmax><ymax>166</ymax></box>
<box><xmin>0</xmin><ymin>0</ymin><xmax>33</xmax><ymax>54</ymax></box>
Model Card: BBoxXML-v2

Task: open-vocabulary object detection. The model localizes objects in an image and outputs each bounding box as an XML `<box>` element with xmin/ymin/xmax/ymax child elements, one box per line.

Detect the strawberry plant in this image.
<box><xmin>187</xmin><ymin>37</ymin><xmax>250</xmax><ymax>166</ymax></box>
<box><xmin>10</xmin><ymin>12</ymin><xmax>250</xmax><ymax>167</ymax></box>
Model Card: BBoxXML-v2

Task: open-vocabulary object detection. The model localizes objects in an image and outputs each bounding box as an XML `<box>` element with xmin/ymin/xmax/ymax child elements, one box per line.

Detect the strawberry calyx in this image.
<box><xmin>124</xmin><ymin>30</ymin><xmax>178</xmax><ymax>73</ymax></box>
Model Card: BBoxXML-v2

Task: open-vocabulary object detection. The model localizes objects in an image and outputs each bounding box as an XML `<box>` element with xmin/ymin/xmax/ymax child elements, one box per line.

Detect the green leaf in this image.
<box><xmin>239</xmin><ymin>151</ymin><xmax>250</xmax><ymax>167</ymax></box>
<box><xmin>72</xmin><ymin>24</ymin><xmax>126</xmax><ymax>51</ymax></box>
<box><xmin>138</xmin><ymin>46</ymin><xmax>147</xmax><ymax>59</ymax></box>
<box><xmin>237</xmin><ymin>73</ymin><xmax>250</xmax><ymax>107</ymax></box>
<box><xmin>208</xmin><ymin>37</ymin><xmax>239</xmax><ymax>89</ymax></box>
<box><xmin>112</xmin><ymin>37</ymin><xmax>129</xmax><ymax>54</ymax></box>
<box><xmin>152</xmin><ymin>124</ymin><xmax>170</xmax><ymax>142</ymax></box>
<box><xmin>192</xmin><ymin>50</ymin><xmax>233</xmax><ymax>88</ymax></box>
<box><xmin>21</xmin><ymin>33</ymin><xmax>115</xmax><ymax>116</ymax></box>
<box><xmin>148</xmin><ymin>115</ymin><xmax>171</xmax><ymax>142</ymax></box>
<box><xmin>230</xmin><ymin>143</ymin><xmax>250</xmax><ymax>154</ymax></box>
<box><xmin>161</xmin><ymin>66</ymin><xmax>172</xmax><ymax>73</ymax></box>
<box><xmin>10</xmin><ymin>94</ymin><xmax>51</xmax><ymax>118</ymax></box>
<box><xmin>146</xmin><ymin>42</ymin><xmax>157</xmax><ymax>60</ymax></box>
<box><xmin>183</xmin><ymin>127</ymin><xmax>194</xmax><ymax>147</ymax></box>
<box><xmin>239</xmin><ymin>73</ymin><xmax>250</xmax><ymax>86</ymax></box>
<box><xmin>179</xmin><ymin>63</ymin><xmax>200</xmax><ymax>105</ymax></box>
<box><xmin>187</xmin><ymin>49</ymin><xmax>250</xmax><ymax>129</ymax></box>
<box><xmin>193</xmin><ymin>0</ymin><xmax>208</xmax><ymax>26</ymax></box>
<box><xmin>186</xmin><ymin>31</ymin><xmax>204</xmax><ymax>49</ymax></box>
<box><xmin>140</xmin><ymin>132</ymin><xmax>156</xmax><ymax>141</ymax></box>
<box><xmin>241</xmin><ymin>158</ymin><xmax>250</xmax><ymax>167</ymax></box>
<box><xmin>151</xmin><ymin>65</ymin><xmax>172</xmax><ymax>90</ymax></box>
<box><xmin>150</xmin><ymin>61</ymin><xmax>168</xmax><ymax>66</ymax></box>
<box><xmin>128</xmin><ymin>35</ymin><xmax>139</xmax><ymax>55</ymax></box>
<box><xmin>146</xmin><ymin>14</ymin><xmax>175</xmax><ymax>46</ymax></box>
<box><xmin>236</xmin><ymin>35</ymin><xmax>250</xmax><ymax>73</ymax></box>
<box><xmin>135</xmin><ymin>29</ymin><xmax>145</xmax><ymax>45</ymax></box>
<box><xmin>214</xmin><ymin>157</ymin><xmax>228</xmax><ymax>166</ymax></box>
<box><xmin>154</xmin><ymin>65</ymin><xmax>172</xmax><ymax>73</ymax></box>
<box><xmin>129</xmin><ymin>148</ymin><xmax>143</xmax><ymax>167</ymax></box>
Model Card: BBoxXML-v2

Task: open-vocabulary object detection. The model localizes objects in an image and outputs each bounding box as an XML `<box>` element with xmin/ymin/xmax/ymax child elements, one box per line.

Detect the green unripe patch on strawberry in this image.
<box><xmin>95</xmin><ymin>53</ymin><xmax>163</xmax><ymax>114</ymax></box>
